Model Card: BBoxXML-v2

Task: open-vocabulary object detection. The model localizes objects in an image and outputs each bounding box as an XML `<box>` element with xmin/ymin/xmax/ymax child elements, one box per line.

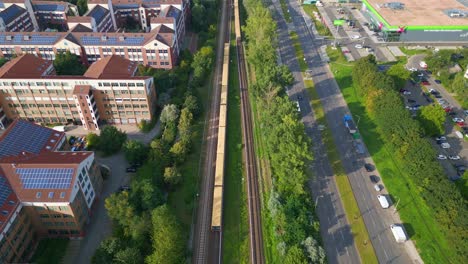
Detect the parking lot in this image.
<box><xmin>397</xmin><ymin>62</ymin><xmax>468</xmax><ymax>180</ymax></box>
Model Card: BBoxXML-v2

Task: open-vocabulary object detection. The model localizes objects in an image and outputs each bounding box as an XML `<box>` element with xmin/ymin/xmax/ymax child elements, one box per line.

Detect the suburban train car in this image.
<box><xmin>211</xmin><ymin>186</ymin><xmax>223</xmax><ymax>231</ymax></box>
<box><xmin>220</xmin><ymin>85</ymin><xmax>228</xmax><ymax>106</ymax></box>
<box><xmin>214</xmin><ymin>153</ymin><xmax>225</xmax><ymax>187</ymax></box>
<box><xmin>234</xmin><ymin>0</ymin><xmax>241</xmax><ymax>39</ymax></box>
<box><xmin>219</xmin><ymin>104</ymin><xmax>227</xmax><ymax>127</ymax></box>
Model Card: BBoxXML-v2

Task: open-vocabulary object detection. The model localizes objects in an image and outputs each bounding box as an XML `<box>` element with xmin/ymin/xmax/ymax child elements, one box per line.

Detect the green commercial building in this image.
<box><xmin>360</xmin><ymin>0</ymin><xmax>468</xmax><ymax>42</ymax></box>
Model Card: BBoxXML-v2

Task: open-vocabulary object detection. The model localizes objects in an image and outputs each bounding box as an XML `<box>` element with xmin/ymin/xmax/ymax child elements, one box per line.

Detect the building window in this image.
<box><xmin>36</xmin><ymin>192</ymin><xmax>42</xmax><ymax>198</ymax></box>
<box><xmin>60</xmin><ymin>192</ymin><xmax>66</xmax><ymax>198</ymax></box>
<box><xmin>48</xmin><ymin>192</ymin><xmax>54</xmax><ymax>198</ymax></box>
<box><xmin>39</xmin><ymin>214</ymin><xmax>49</xmax><ymax>218</ymax></box>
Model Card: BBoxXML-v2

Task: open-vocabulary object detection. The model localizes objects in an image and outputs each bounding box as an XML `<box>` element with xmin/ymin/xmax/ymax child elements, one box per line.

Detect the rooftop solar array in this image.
<box><xmin>16</xmin><ymin>168</ymin><xmax>74</xmax><ymax>189</ymax></box>
<box><xmin>0</xmin><ymin>177</ymin><xmax>12</xmax><ymax>208</ymax></box>
<box><xmin>0</xmin><ymin>34</ymin><xmax>60</xmax><ymax>45</ymax></box>
<box><xmin>114</xmin><ymin>4</ymin><xmax>140</xmax><ymax>9</ymax></box>
<box><xmin>81</xmin><ymin>35</ymin><xmax>145</xmax><ymax>46</ymax></box>
<box><xmin>88</xmin><ymin>5</ymin><xmax>109</xmax><ymax>24</ymax></box>
<box><xmin>33</xmin><ymin>3</ymin><xmax>66</xmax><ymax>12</ymax></box>
<box><xmin>0</xmin><ymin>4</ymin><xmax>26</xmax><ymax>25</ymax></box>
<box><xmin>0</xmin><ymin>120</ymin><xmax>53</xmax><ymax>158</ymax></box>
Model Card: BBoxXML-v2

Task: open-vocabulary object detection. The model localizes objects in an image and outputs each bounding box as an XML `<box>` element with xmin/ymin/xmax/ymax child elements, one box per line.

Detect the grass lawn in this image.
<box><xmin>302</xmin><ymin>5</ymin><xmax>332</xmax><ymax>37</ymax></box>
<box><xmin>279</xmin><ymin>0</ymin><xmax>291</xmax><ymax>22</ymax></box>
<box><xmin>399</xmin><ymin>47</ymin><xmax>432</xmax><ymax>56</ymax></box>
<box><xmin>328</xmin><ymin>47</ymin><xmax>457</xmax><ymax>263</ymax></box>
<box><xmin>289</xmin><ymin>29</ymin><xmax>377</xmax><ymax>263</ymax></box>
<box><xmin>222</xmin><ymin>37</ymin><xmax>249</xmax><ymax>263</ymax></box>
<box><xmin>31</xmin><ymin>239</ymin><xmax>69</xmax><ymax>264</ymax></box>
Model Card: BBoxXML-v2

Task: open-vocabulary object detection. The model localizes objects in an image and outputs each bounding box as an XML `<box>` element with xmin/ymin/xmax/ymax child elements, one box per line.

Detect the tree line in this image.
<box><xmin>91</xmin><ymin>3</ymin><xmax>218</xmax><ymax>262</ymax></box>
<box><xmin>352</xmin><ymin>55</ymin><xmax>468</xmax><ymax>262</ymax></box>
<box><xmin>243</xmin><ymin>0</ymin><xmax>325</xmax><ymax>262</ymax></box>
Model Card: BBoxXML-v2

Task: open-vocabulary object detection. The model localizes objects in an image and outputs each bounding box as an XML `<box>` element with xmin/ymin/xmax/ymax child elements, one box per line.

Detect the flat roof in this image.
<box><xmin>364</xmin><ymin>0</ymin><xmax>468</xmax><ymax>27</ymax></box>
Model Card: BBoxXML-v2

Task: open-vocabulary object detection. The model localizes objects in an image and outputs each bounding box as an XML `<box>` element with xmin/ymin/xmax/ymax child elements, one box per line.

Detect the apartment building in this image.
<box><xmin>0</xmin><ymin>54</ymin><xmax>156</xmax><ymax>131</ymax></box>
<box><xmin>0</xmin><ymin>119</ymin><xmax>103</xmax><ymax>263</ymax></box>
<box><xmin>0</xmin><ymin>4</ymin><xmax>33</xmax><ymax>32</ymax></box>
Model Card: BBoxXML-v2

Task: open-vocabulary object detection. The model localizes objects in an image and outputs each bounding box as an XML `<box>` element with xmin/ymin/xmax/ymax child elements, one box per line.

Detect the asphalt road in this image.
<box><xmin>270</xmin><ymin>1</ymin><xmax>360</xmax><ymax>263</ymax></box>
<box><xmin>283</xmin><ymin>1</ymin><xmax>421</xmax><ymax>263</ymax></box>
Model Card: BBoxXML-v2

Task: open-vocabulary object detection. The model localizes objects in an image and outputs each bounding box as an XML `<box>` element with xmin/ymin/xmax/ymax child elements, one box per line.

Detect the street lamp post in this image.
<box><xmin>393</xmin><ymin>196</ymin><xmax>401</xmax><ymax>214</ymax></box>
<box><xmin>315</xmin><ymin>195</ymin><xmax>324</xmax><ymax>208</ymax></box>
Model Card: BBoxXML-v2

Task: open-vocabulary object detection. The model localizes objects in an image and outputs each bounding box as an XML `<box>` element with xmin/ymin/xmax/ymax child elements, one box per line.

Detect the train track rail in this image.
<box><xmin>236</xmin><ymin>38</ymin><xmax>265</xmax><ymax>264</ymax></box>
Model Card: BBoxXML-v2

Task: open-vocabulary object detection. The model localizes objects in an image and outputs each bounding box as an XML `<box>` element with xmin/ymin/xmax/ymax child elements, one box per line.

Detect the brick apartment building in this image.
<box><xmin>0</xmin><ymin>119</ymin><xmax>103</xmax><ymax>263</ymax></box>
<box><xmin>0</xmin><ymin>0</ymin><xmax>188</xmax><ymax>69</ymax></box>
<box><xmin>0</xmin><ymin>54</ymin><xmax>157</xmax><ymax>131</ymax></box>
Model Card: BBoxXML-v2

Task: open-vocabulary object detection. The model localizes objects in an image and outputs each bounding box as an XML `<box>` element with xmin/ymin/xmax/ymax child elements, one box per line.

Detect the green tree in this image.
<box><xmin>452</xmin><ymin>72</ymin><xmax>468</xmax><ymax>94</ymax></box>
<box><xmin>53</xmin><ymin>51</ymin><xmax>86</xmax><ymax>75</ymax></box>
<box><xmin>183</xmin><ymin>95</ymin><xmax>199</xmax><ymax>117</ymax></box>
<box><xmin>149</xmin><ymin>139</ymin><xmax>169</xmax><ymax>167</ymax></box>
<box><xmin>284</xmin><ymin>245</ymin><xmax>308</xmax><ymax>264</ymax></box>
<box><xmin>163</xmin><ymin>166</ymin><xmax>182</xmax><ymax>186</ymax></box>
<box><xmin>86</xmin><ymin>132</ymin><xmax>99</xmax><ymax>149</ymax></box>
<box><xmin>146</xmin><ymin>205</ymin><xmax>185</xmax><ymax>264</ymax></box>
<box><xmin>160</xmin><ymin>104</ymin><xmax>180</xmax><ymax>125</ymax></box>
<box><xmin>130</xmin><ymin>178</ymin><xmax>164</xmax><ymax>212</ymax></box>
<box><xmin>191</xmin><ymin>3</ymin><xmax>206</xmax><ymax>32</ymax></box>
<box><xmin>387</xmin><ymin>63</ymin><xmax>412</xmax><ymax>89</ymax></box>
<box><xmin>170</xmin><ymin>140</ymin><xmax>189</xmax><ymax>164</ymax></box>
<box><xmin>114</xmin><ymin>247</ymin><xmax>143</xmax><ymax>264</ymax></box>
<box><xmin>123</xmin><ymin>140</ymin><xmax>148</xmax><ymax>164</ymax></box>
<box><xmin>425</xmin><ymin>50</ymin><xmax>453</xmax><ymax>72</ymax></box>
<box><xmin>92</xmin><ymin>237</ymin><xmax>123</xmax><ymax>264</ymax></box>
<box><xmin>178</xmin><ymin>108</ymin><xmax>193</xmax><ymax>140</ymax></box>
<box><xmin>98</xmin><ymin>126</ymin><xmax>127</xmax><ymax>155</ymax></box>
<box><xmin>192</xmin><ymin>46</ymin><xmax>214</xmax><ymax>81</ymax></box>
<box><xmin>417</xmin><ymin>104</ymin><xmax>446</xmax><ymax>136</ymax></box>
<box><xmin>105</xmin><ymin>192</ymin><xmax>135</xmax><ymax>236</ymax></box>
<box><xmin>162</xmin><ymin>123</ymin><xmax>177</xmax><ymax>145</ymax></box>
<box><xmin>77</xmin><ymin>0</ymin><xmax>88</xmax><ymax>15</ymax></box>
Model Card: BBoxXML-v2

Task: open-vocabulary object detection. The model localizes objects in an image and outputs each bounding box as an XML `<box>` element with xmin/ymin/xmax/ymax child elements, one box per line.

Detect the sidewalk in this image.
<box><xmin>65</xmin><ymin>121</ymin><xmax>161</xmax><ymax>145</ymax></box>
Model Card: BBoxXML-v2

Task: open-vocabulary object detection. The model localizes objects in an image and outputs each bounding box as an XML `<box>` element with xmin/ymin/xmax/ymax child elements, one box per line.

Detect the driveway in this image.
<box><xmin>61</xmin><ymin>153</ymin><xmax>131</xmax><ymax>264</ymax></box>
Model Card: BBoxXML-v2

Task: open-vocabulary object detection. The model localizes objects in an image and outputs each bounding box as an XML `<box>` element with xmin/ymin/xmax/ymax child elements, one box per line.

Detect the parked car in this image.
<box><xmin>444</xmin><ymin>107</ymin><xmax>452</xmax><ymax>113</ymax></box>
<box><xmin>351</xmin><ymin>35</ymin><xmax>360</xmax><ymax>39</ymax></box>
<box><xmin>426</xmin><ymin>70</ymin><xmax>432</xmax><ymax>75</ymax></box>
<box><xmin>421</xmin><ymin>81</ymin><xmax>430</xmax><ymax>85</ymax></box>
<box><xmin>407</xmin><ymin>99</ymin><xmax>416</xmax><ymax>103</ymax></box>
<box><xmin>449</xmin><ymin>155</ymin><xmax>461</xmax><ymax>160</ymax></box>
<box><xmin>400</xmin><ymin>89</ymin><xmax>411</xmax><ymax>95</ymax></box>
<box><xmin>441</xmin><ymin>142</ymin><xmax>451</xmax><ymax>149</ymax></box>
<box><xmin>464</xmin><ymin>110</ymin><xmax>468</xmax><ymax>116</ymax></box>
<box><xmin>453</xmin><ymin>117</ymin><xmax>465</xmax><ymax>123</ymax></box>
<box><xmin>448</xmin><ymin>111</ymin><xmax>457</xmax><ymax>116</ymax></box>
<box><xmin>369</xmin><ymin>175</ymin><xmax>380</xmax><ymax>183</ymax></box>
<box><xmin>456</xmin><ymin>122</ymin><xmax>465</xmax><ymax>127</ymax></box>
<box><xmin>126</xmin><ymin>167</ymin><xmax>137</xmax><ymax>173</ymax></box>
<box><xmin>119</xmin><ymin>185</ymin><xmax>131</xmax><ymax>192</ymax></box>
<box><xmin>355</xmin><ymin>44</ymin><xmax>363</xmax><ymax>49</ymax></box>
<box><xmin>429</xmin><ymin>88</ymin><xmax>439</xmax><ymax>94</ymax></box>
<box><xmin>437</xmin><ymin>154</ymin><xmax>447</xmax><ymax>160</ymax></box>
<box><xmin>435</xmin><ymin>94</ymin><xmax>443</xmax><ymax>99</ymax></box>
<box><xmin>436</xmin><ymin>136</ymin><xmax>447</xmax><ymax>141</ymax></box>
<box><xmin>364</xmin><ymin>163</ymin><xmax>375</xmax><ymax>172</ymax></box>
<box><xmin>434</xmin><ymin>79</ymin><xmax>442</xmax><ymax>84</ymax></box>
<box><xmin>374</xmin><ymin>184</ymin><xmax>382</xmax><ymax>192</ymax></box>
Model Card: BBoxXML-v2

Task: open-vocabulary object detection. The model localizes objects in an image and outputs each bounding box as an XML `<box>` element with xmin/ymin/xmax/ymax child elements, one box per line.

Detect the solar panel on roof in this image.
<box><xmin>0</xmin><ymin>121</ymin><xmax>53</xmax><ymax>158</ymax></box>
<box><xmin>16</xmin><ymin>168</ymin><xmax>74</xmax><ymax>189</ymax></box>
<box><xmin>0</xmin><ymin>177</ymin><xmax>12</xmax><ymax>207</ymax></box>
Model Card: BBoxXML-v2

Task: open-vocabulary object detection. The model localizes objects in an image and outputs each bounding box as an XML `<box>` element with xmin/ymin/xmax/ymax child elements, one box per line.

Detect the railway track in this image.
<box><xmin>236</xmin><ymin>38</ymin><xmax>265</xmax><ymax>264</ymax></box>
<box><xmin>192</xmin><ymin>0</ymin><xmax>231</xmax><ymax>262</ymax></box>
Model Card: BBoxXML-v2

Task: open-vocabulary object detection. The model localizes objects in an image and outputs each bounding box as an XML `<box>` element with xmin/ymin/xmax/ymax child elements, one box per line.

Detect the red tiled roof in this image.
<box><xmin>84</xmin><ymin>55</ymin><xmax>139</xmax><ymax>79</ymax></box>
<box><xmin>0</xmin><ymin>54</ymin><xmax>53</xmax><ymax>78</ymax></box>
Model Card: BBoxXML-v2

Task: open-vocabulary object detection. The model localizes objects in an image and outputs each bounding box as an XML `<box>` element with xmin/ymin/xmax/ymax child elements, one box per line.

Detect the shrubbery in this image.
<box><xmin>243</xmin><ymin>0</ymin><xmax>325</xmax><ymax>262</ymax></box>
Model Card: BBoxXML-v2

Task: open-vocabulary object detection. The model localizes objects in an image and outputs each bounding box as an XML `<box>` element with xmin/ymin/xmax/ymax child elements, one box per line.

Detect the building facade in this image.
<box><xmin>0</xmin><ymin>54</ymin><xmax>157</xmax><ymax>130</ymax></box>
<box><xmin>0</xmin><ymin>120</ymin><xmax>103</xmax><ymax>263</ymax></box>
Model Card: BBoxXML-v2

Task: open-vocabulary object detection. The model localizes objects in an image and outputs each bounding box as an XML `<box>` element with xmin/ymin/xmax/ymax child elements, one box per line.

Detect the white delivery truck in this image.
<box><xmin>390</xmin><ymin>224</ymin><xmax>408</xmax><ymax>243</ymax></box>
<box><xmin>377</xmin><ymin>195</ymin><xmax>390</xmax><ymax>208</ymax></box>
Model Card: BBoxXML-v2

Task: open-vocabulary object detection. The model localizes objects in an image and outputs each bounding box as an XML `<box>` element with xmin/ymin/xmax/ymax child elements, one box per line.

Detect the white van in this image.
<box><xmin>377</xmin><ymin>195</ymin><xmax>390</xmax><ymax>208</ymax></box>
<box><xmin>390</xmin><ymin>224</ymin><xmax>408</xmax><ymax>243</ymax></box>
<box><xmin>419</xmin><ymin>61</ymin><xmax>427</xmax><ymax>69</ymax></box>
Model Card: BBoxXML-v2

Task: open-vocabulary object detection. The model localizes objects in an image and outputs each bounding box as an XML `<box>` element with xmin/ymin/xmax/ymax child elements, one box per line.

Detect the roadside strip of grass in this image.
<box><xmin>290</xmin><ymin>30</ymin><xmax>378</xmax><ymax>264</ymax></box>
<box><xmin>302</xmin><ymin>5</ymin><xmax>332</xmax><ymax>37</ymax></box>
<box><xmin>327</xmin><ymin>47</ymin><xmax>456</xmax><ymax>263</ymax></box>
<box><xmin>279</xmin><ymin>0</ymin><xmax>291</xmax><ymax>22</ymax></box>
<box><xmin>222</xmin><ymin>35</ymin><xmax>249</xmax><ymax>263</ymax></box>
